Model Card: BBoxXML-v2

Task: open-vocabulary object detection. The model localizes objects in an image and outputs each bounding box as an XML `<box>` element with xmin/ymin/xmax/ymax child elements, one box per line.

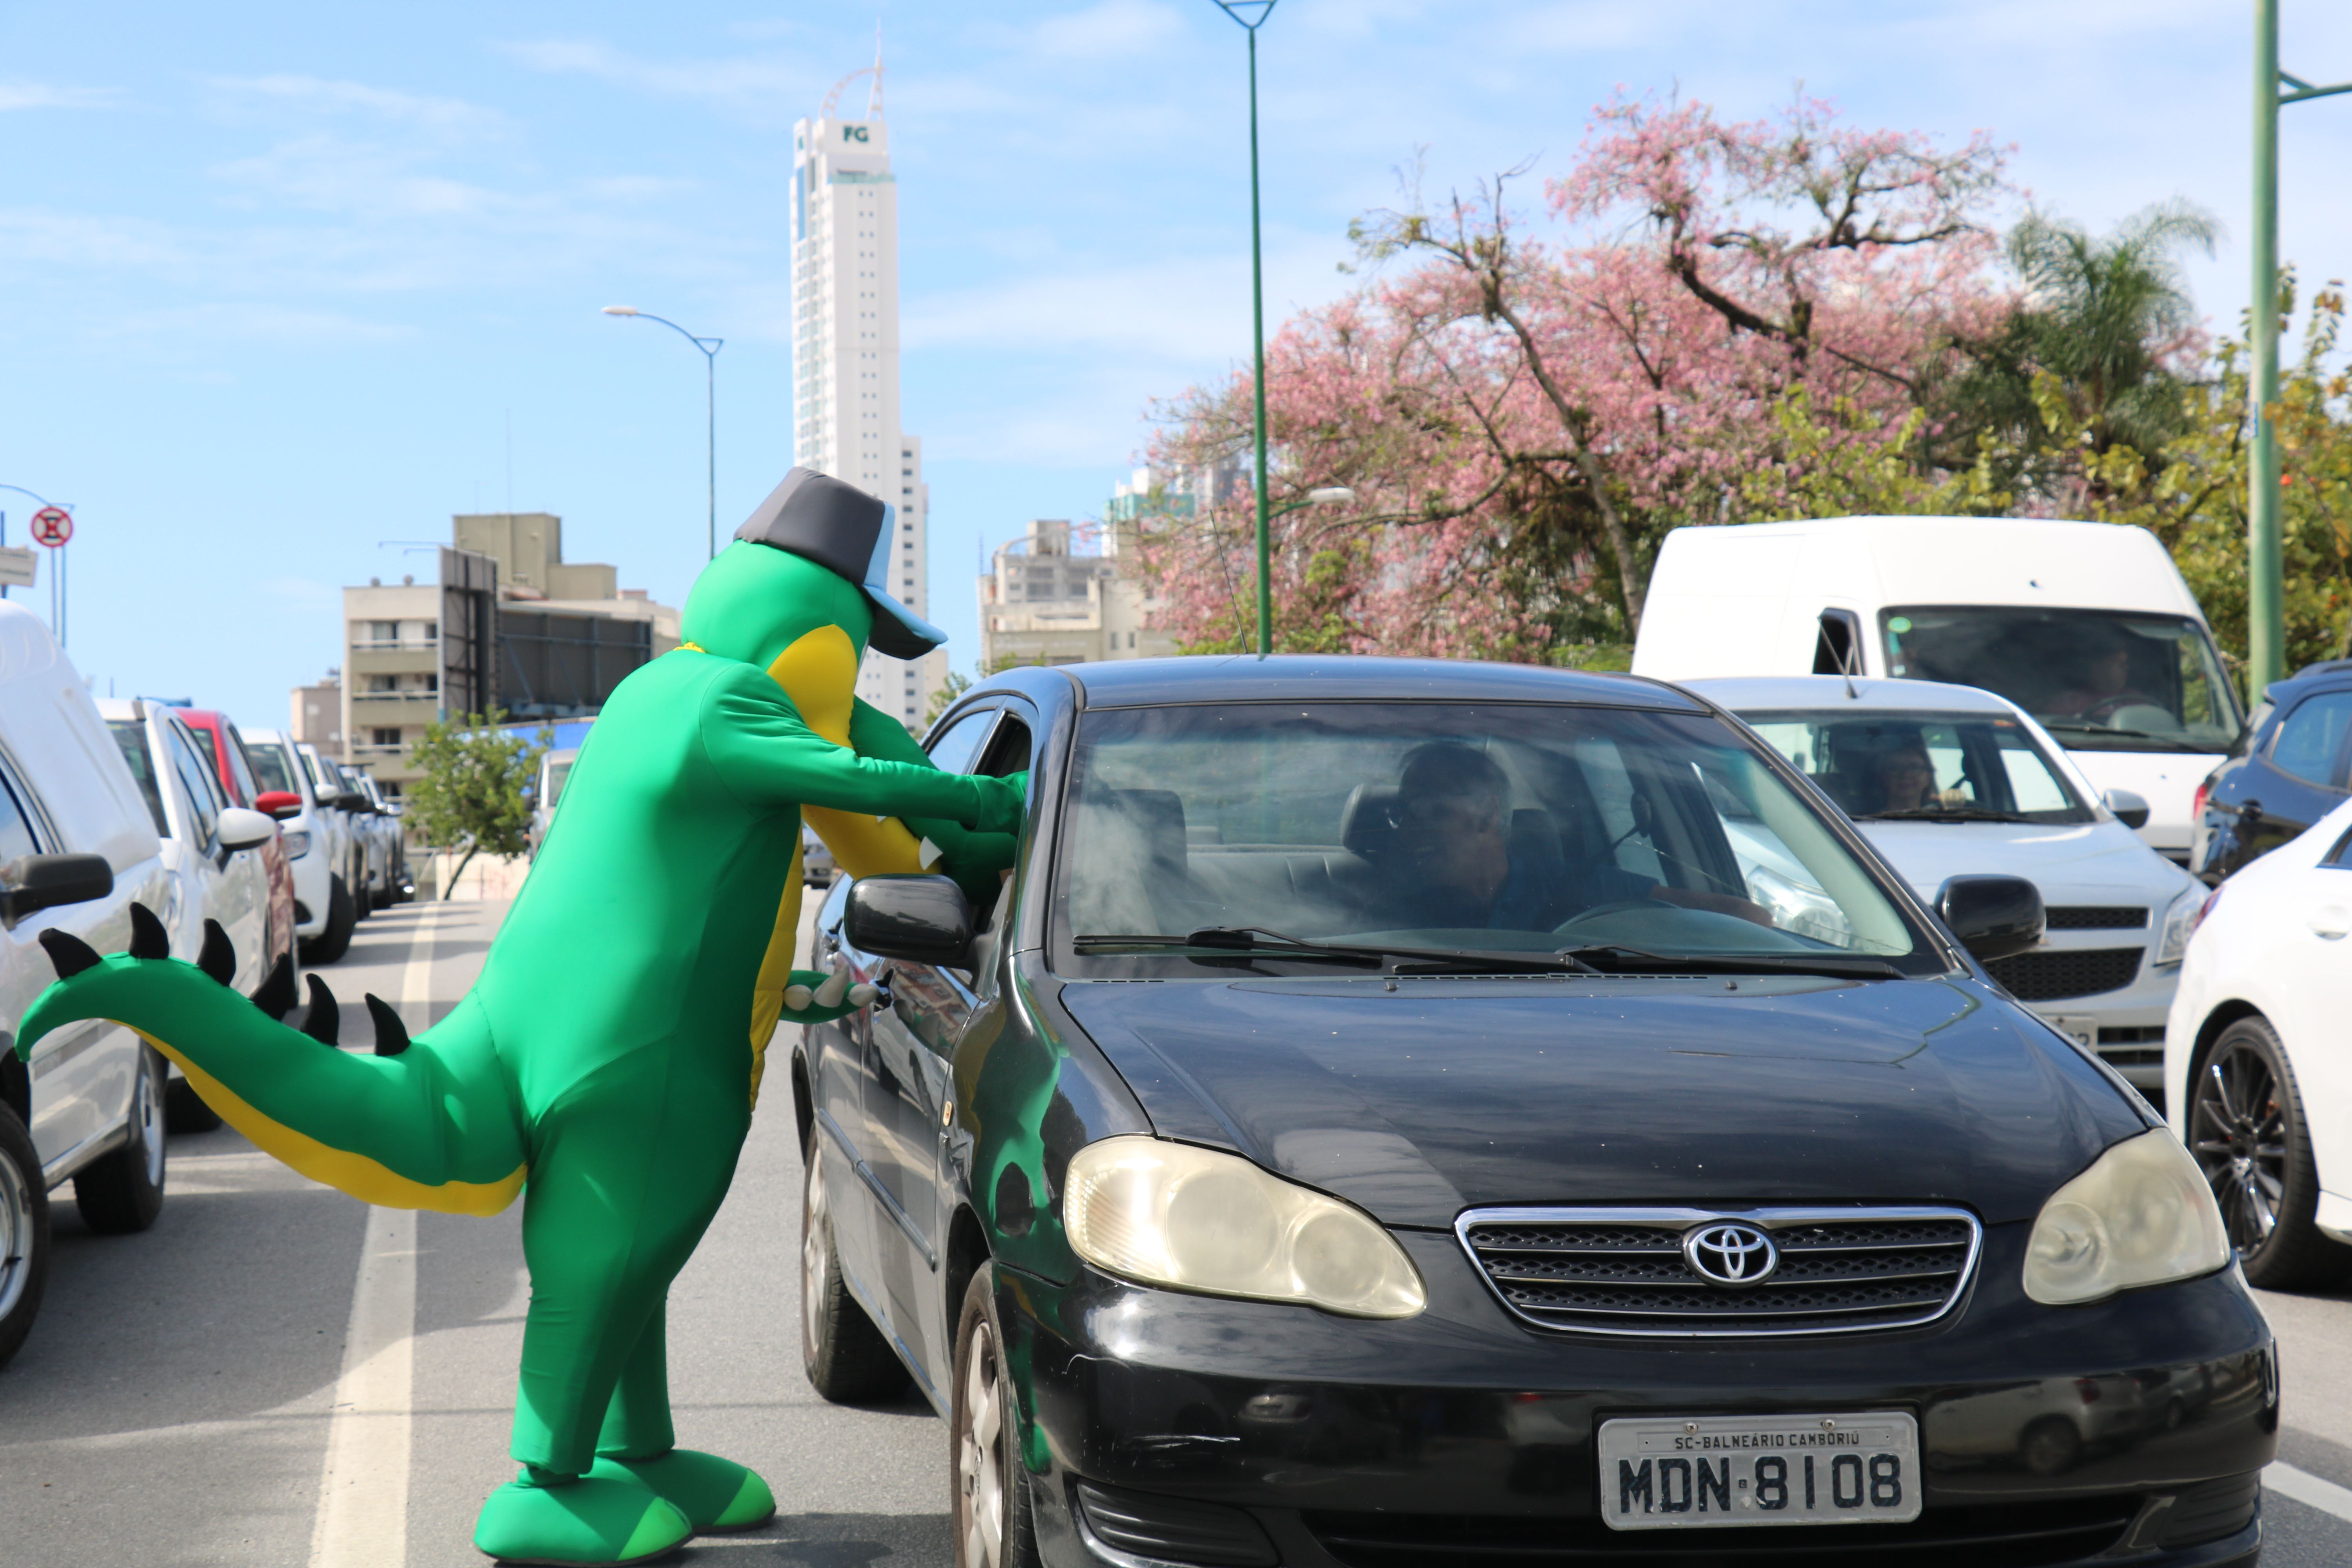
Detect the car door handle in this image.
<box><xmin>2313</xmin><ymin>906</ymin><xmax>2350</xmax><ymax>940</ymax></box>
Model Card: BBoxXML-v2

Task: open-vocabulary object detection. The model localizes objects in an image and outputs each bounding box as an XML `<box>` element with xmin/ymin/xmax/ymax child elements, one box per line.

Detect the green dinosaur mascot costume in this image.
<box><xmin>16</xmin><ymin>470</ymin><xmax>1025</xmax><ymax>1565</ymax></box>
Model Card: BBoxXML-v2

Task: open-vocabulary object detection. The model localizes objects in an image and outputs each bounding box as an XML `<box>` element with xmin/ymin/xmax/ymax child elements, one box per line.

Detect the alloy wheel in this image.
<box><xmin>0</xmin><ymin>1148</ymin><xmax>30</xmax><ymax>1321</ymax></box>
<box><xmin>2190</xmin><ymin>1040</ymin><xmax>2288</xmax><ymax>1254</ymax></box>
<box><xmin>958</xmin><ymin>1316</ymin><xmax>1007</xmax><ymax>1568</ymax></box>
<box><xmin>802</xmin><ymin>1151</ymin><xmax>831</xmax><ymax>1356</ymax></box>
<box><xmin>135</xmin><ymin>1054</ymin><xmax>164</xmax><ymax>1191</ymax></box>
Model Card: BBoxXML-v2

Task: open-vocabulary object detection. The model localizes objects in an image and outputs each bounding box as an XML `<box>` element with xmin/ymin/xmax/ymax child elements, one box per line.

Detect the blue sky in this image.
<box><xmin>4</xmin><ymin>0</ymin><xmax>2349</xmax><ymax>728</ymax></box>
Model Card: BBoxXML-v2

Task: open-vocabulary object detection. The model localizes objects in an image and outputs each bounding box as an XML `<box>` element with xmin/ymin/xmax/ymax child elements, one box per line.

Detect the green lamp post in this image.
<box><xmin>2248</xmin><ymin>2</ymin><xmax>2350</xmax><ymax>696</ymax></box>
<box><xmin>1211</xmin><ymin>0</ymin><xmax>1281</xmax><ymax>656</ymax></box>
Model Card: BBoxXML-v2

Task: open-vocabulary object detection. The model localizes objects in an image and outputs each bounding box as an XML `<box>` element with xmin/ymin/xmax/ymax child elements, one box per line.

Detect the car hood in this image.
<box><xmin>1057</xmin><ymin>974</ymin><xmax>2146</xmax><ymax>1229</ymax></box>
<box><xmin>1857</xmin><ymin>819</ymin><xmax>2198</xmax><ymax>909</ymax></box>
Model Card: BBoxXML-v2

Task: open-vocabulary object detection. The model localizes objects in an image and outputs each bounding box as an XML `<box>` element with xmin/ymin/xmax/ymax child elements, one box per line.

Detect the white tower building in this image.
<box><xmin>792</xmin><ymin>61</ymin><xmax>941</xmax><ymax>728</ymax></box>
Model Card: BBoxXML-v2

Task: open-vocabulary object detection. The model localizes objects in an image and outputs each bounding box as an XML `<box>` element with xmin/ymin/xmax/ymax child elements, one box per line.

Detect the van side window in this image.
<box><xmin>1813</xmin><ymin>610</ymin><xmax>1865</xmax><ymax>677</ymax></box>
<box><xmin>0</xmin><ymin>769</ymin><xmax>42</xmax><ymax>864</ymax></box>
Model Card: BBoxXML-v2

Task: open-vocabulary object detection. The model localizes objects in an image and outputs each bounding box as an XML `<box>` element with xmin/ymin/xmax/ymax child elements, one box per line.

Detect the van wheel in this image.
<box><xmin>2189</xmin><ymin>1016</ymin><xmax>2352</xmax><ymax>1289</ymax></box>
<box><xmin>800</xmin><ymin>1140</ymin><xmax>907</xmax><ymax>1403</ymax></box>
<box><xmin>0</xmin><ymin>1102</ymin><xmax>51</xmax><ymax>1370</ymax></box>
<box><xmin>75</xmin><ymin>1046</ymin><xmax>167</xmax><ymax>1234</ymax></box>
<box><xmin>303</xmin><ymin>876</ymin><xmax>356</xmax><ymax>964</ymax></box>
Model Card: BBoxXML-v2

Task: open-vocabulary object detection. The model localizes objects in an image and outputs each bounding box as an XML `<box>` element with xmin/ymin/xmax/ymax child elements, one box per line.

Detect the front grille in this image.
<box><xmin>2045</xmin><ymin>905</ymin><xmax>2147</xmax><ymax>929</ymax></box>
<box><xmin>1306</xmin><ymin>1495</ymin><xmax>2139</xmax><ymax>1567</ymax></box>
<box><xmin>1458</xmin><ymin>1207</ymin><xmax>1980</xmax><ymax>1338</ymax></box>
<box><xmin>1984</xmin><ymin>946</ymin><xmax>2142</xmax><ymax>1001</ymax></box>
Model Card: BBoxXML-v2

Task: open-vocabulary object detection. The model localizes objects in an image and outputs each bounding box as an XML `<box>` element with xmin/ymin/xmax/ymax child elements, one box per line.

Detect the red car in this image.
<box><xmin>180</xmin><ymin>709</ymin><xmax>299</xmax><ymax>982</ymax></box>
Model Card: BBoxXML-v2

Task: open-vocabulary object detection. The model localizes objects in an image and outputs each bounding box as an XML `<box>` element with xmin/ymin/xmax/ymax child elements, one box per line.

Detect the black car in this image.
<box><xmin>794</xmin><ymin>657</ymin><xmax>2273</xmax><ymax>1568</ymax></box>
<box><xmin>2194</xmin><ymin>658</ymin><xmax>2352</xmax><ymax>883</ymax></box>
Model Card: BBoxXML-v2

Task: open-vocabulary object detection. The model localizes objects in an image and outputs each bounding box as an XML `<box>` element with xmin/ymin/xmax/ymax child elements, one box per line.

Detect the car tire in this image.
<box><xmin>2188</xmin><ymin>1014</ymin><xmax>2352</xmax><ymax>1290</ymax></box>
<box><xmin>303</xmin><ymin>875</ymin><xmax>356</xmax><ymax>964</ymax></box>
<box><xmin>165</xmin><ymin>1075</ymin><xmax>223</xmax><ymax>1134</ymax></box>
<box><xmin>74</xmin><ymin>1045</ymin><xmax>167</xmax><ymax>1235</ymax></box>
<box><xmin>800</xmin><ymin>1139</ymin><xmax>909</xmax><ymax>1403</ymax></box>
<box><xmin>351</xmin><ymin>863</ymin><xmax>372</xmax><ymax>921</ymax></box>
<box><xmin>0</xmin><ymin>1102</ymin><xmax>52</xmax><ymax>1370</ymax></box>
<box><xmin>952</xmin><ymin>1263</ymin><xmax>1042</xmax><ymax>1568</ymax></box>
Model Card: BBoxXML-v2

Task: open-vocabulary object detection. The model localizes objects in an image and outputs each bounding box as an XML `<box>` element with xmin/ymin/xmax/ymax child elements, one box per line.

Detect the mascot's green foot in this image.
<box><xmin>593</xmin><ymin>1448</ymin><xmax>777</xmax><ymax>1533</ymax></box>
<box><xmin>474</xmin><ymin>1468</ymin><xmax>692</xmax><ymax>1565</ymax></box>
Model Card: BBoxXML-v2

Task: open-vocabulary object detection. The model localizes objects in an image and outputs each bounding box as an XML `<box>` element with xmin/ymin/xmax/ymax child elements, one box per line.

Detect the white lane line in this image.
<box><xmin>309</xmin><ymin>908</ymin><xmax>438</xmax><ymax>1568</ymax></box>
<box><xmin>2269</xmin><ymin>1460</ymin><xmax>2352</xmax><ymax>1525</ymax></box>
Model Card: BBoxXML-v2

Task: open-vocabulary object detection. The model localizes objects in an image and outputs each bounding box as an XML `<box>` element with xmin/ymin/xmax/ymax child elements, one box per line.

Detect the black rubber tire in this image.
<box><xmin>351</xmin><ymin>858</ymin><xmax>372</xmax><ymax>920</ymax></box>
<box><xmin>2189</xmin><ymin>1014</ymin><xmax>2352</xmax><ymax>1290</ymax></box>
<box><xmin>75</xmin><ymin>1045</ymin><xmax>168</xmax><ymax>1234</ymax></box>
<box><xmin>0</xmin><ymin>1102</ymin><xmax>52</xmax><ymax>1370</ymax></box>
<box><xmin>302</xmin><ymin>875</ymin><xmax>356</xmax><ymax>964</ymax></box>
<box><xmin>951</xmin><ymin>1263</ymin><xmax>1042</xmax><ymax>1568</ymax></box>
<box><xmin>800</xmin><ymin>1139</ymin><xmax>909</xmax><ymax>1403</ymax></box>
<box><xmin>165</xmin><ymin>1075</ymin><xmax>223</xmax><ymax>1134</ymax></box>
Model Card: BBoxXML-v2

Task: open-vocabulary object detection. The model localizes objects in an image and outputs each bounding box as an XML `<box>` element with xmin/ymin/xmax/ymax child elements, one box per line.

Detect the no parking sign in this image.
<box><xmin>29</xmin><ymin>506</ymin><xmax>71</xmax><ymax>547</ymax></box>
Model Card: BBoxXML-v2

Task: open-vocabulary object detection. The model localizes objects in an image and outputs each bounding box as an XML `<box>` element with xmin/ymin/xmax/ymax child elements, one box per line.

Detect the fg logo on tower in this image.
<box><xmin>843</xmin><ymin>125</ymin><xmax>869</xmax><ymax>142</ymax></box>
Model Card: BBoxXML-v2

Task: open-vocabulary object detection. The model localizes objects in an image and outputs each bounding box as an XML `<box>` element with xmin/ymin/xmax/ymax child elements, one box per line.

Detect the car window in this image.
<box><xmin>544</xmin><ymin>757</ymin><xmax>573</xmax><ymax>808</ymax></box>
<box><xmin>924</xmin><ymin>710</ymin><xmax>999</xmax><ymax>776</ymax></box>
<box><xmin>1054</xmin><ymin>701</ymin><xmax>1928</xmax><ymax>973</ymax></box>
<box><xmin>163</xmin><ymin>722</ymin><xmax>223</xmax><ymax>849</ymax></box>
<box><xmin>108</xmin><ymin>719</ymin><xmax>171</xmax><ymax>836</ymax></box>
<box><xmin>0</xmin><ymin>769</ymin><xmax>43</xmax><ymax>863</ymax></box>
<box><xmin>1741</xmin><ymin>711</ymin><xmax>2090</xmax><ymax>824</ymax></box>
<box><xmin>246</xmin><ymin>740</ymin><xmax>297</xmax><ymax>796</ymax></box>
<box><xmin>221</xmin><ymin>724</ymin><xmax>262</xmax><ymax>807</ymax></box>
<box><xmin>2268</xmin><ymin>691</ymin><xmax>2352</xmax><ymax>787</ymax></box>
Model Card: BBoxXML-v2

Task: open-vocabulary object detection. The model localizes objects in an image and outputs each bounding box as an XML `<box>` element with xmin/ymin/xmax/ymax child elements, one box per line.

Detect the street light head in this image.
<box><xmin>1307</xmin><ymin>487</ymin><xmax>1356</xmax><ymax>505</ymax></box>
<box><xmin>601</xmin><ymin>305</ymin><xmax>641</xmax><ymax>317</ymax></box>
<box><xmin>1213</xmin><ymin>0</ymin><xmax>1277</xmax><ymax>29</ymax></box>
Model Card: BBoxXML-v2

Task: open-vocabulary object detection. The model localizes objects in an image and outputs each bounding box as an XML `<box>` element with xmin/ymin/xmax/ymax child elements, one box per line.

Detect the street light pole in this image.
<box><xmin>602</xmin><ymin>307</ymin><xmax>725</xmax><ymax>560</ymax></box>
<box><xmin>2247</xmin><ymin>5</ymin><xmax>2351</xmax><ymax>696</ymax></box>
<box><xmin>1213</xmin><ymin>2</ymin><xmax>1278</xmax><ymax>656</ymax></box>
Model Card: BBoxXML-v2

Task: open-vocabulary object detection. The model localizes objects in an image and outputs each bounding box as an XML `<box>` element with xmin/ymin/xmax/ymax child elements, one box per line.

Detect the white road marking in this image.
<box><xmin>2269</xmin><ymin>1460</ymin><xmax>2352</xmax><ymax>1525</ymax></box>
<box><xmin>309</xmin><ymin>909</ymin><xmax>439</xmax><ymax>1568</ymax></box>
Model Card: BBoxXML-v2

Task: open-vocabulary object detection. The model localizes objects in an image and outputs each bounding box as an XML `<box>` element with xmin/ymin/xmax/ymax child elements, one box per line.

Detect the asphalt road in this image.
<box><xmin>1</xmin><ymin>896</ymin><xmax>2348</xmax><ymax>1567</ymax></box>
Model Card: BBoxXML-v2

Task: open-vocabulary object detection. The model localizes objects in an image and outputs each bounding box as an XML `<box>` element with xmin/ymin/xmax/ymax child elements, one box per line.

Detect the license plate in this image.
<box><xmin>1599</xmin><ymin>1411</ymin><xmax>1922</xmax><ymax>1530</ymax></box>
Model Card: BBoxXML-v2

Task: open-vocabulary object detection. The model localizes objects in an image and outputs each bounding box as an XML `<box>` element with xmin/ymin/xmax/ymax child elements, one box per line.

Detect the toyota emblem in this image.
<box><xmin>1682</xmin><ymin>1222</ymin><xmax>1778</xmax><ymax>1287</ymax></box>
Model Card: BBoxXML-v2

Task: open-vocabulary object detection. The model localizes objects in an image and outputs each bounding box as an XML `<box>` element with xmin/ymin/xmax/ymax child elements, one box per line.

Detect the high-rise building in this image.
<box><xmin>792</xmin><ymin>62</ymin><xmax>941</xmax><ymax>728</ymax></box>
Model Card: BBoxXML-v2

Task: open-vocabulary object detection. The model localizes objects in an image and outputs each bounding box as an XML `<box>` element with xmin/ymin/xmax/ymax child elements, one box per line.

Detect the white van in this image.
<box><xmin>1631</xmin><ymin>517</ymin><xmax>2242</xmax><ymax>864</ymax></box>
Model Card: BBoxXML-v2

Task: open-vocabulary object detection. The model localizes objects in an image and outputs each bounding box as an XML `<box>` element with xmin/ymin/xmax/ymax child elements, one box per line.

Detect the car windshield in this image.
<box><xmin>1738</xmin><ymin>710</ymin><xmax>2094</xmax><ymax>826</ymax></box>
<box><xmin>545</xmin><ymin>758</ymin><xmax>573</xmax><ymax>807</ymax></box>
<box><xmin>1880</xmin><ymin>606</ymin><xmax>2241</xmax><ymax>753</ymax></box>
<box><xmin>1053</xmin><ymin>701</ymin><xmax>1935</xmax><ymax>974</ymax></box>
<box><xmin>247</xmin><ymin>743</ymin><xmax>296</xmax><ymax>795</ymax></box>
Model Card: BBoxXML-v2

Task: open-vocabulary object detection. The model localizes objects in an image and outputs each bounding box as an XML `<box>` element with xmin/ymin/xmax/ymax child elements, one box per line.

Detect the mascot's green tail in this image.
<box><xmin>19</xmin><ymin>906</ymin><xmax>528</xmax><ymax>1214</ymax></box>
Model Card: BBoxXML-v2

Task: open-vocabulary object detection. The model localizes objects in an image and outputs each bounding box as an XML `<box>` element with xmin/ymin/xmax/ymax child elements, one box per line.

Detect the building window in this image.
<box><xmin>372</xmin><ymin>728</ymin><xmax>401</xmax><ymax>748</ymax></box>
<box><xmin>372</xmin><ymin>621</ymin><xmax>398</xmax><ymax>642</ymax></box>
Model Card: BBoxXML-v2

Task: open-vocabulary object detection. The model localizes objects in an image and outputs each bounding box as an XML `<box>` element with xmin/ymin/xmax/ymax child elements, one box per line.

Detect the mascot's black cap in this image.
<box><xmin>734</xmin><ymin>468</ymin><xmax>946</xmax><ymax>660</ymax></box>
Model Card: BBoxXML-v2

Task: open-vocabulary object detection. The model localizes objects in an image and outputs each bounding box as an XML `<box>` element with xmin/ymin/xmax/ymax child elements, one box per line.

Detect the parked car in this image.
<box><xmin>799</xmin><ymin>657</ymin><xmax>2270</xmax><ymax>1568</ymax></box>
<box><xmin>2191</xmin><ymin>657</ymin><xmax>2352</xmax><ymax>884</ymax></box>
<box><xmin>243</xmin><ymin>728</ymin><xmax>356</xmax><ymax>963</ymax></box>
<box><xmin>527</xmin><ymin>747</ymin><xmax>578</xmax><ymax>860</ymax></box>
<box><xmin>0</xmin><ymin>606</ymin><xmax>246</xmax><ymax>1366</ymax></box>
<box><xmin>342</xmin><ymin>765</ymin><xmax>407</xmax><ymax>907</ymax></box>
<box><xmin>356</xmin><ymin>772</ymin><xmax>412</xmax><ymax>903</ymax></box>
<box><xmin>1688</xmin><ymin>676</ymin><xmax>2206</xmax><ymax>1095</ymax></box>
<box><xmin>801</xmin><ymin>825</ymin><xmax>835</xmax><ymax>886</ymax></box>
<box><xmin>295</xmin><ymin>742</ymin><xmax>366</xmax><ymax>927</ymax></box>
<box><xmin>178</xmin><ymin>710</ymin><xmax>298</xmax><ymax>982</ymax></box>
<box><xmin>2167</xmin><ymin>795</ymin><xmax>2352</xmax><ymax>1289</ymax></box>
<box><xmin>1632</xmin><ymin>517</ymin><xmax>2244</xmax><ymax>864</ymax></box>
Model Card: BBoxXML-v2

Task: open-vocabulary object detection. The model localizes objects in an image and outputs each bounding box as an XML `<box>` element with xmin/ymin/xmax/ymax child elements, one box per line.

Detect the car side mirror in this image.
<box><xmin>254</xmin><ymin>790</ymin><xmax>305</xmax><ymax>820</ymax></box>
<box><xmin>1936</xmin><ymin>874</ymin><xmax>2044</xmax><ymax>964</ymax></box>
<box><xmin>218</xmin><ymin>807</ymin><xmax>278</xmax><ymax>852</ymax></box>
<box><xmin>337</xmin><ymin>792</ymin><xmax>370</xmax><ymax>812</ymax></box>
<box><xmin>844</xmin><ymin>874</ymin><xmax>975</xmax><ymax>970</ymax></box>
<box><xmin>1</xmin><ymin>853</ymin><xmax>115</xmax><ymax>927</ymax></box>
<box><xmin>2102</xmin><ymin>788</ymin><xmax>2151</xmax><ymax>830</ymax></box>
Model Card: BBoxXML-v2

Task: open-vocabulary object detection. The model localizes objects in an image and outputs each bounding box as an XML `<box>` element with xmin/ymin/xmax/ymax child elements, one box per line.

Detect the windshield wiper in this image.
<box><xmin>1074</xmin><ymin>928</ymin><xmax>1601</xmax><ymax>976</ymax></box>
<box><xmin>1557</xmin><ymin>944</ymin><xmax>1903</xmax><ymax>980</ymax></box>
<box><xmin>2036</xmin><ymin>722</ymin><xmax>2208</xmax><ymax>752</ymax></box>
<box><xmin>1859</xmin><ymin>806</ymin><xmax>2034</xmax><ymax>824</ymax></box>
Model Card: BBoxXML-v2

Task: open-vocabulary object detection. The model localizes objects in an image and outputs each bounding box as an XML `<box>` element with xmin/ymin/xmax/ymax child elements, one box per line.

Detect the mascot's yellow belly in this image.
<box><xmin>741</xmin><ymin>624</ymin><xmax>934</xmax><ymax>1105</ymax></box>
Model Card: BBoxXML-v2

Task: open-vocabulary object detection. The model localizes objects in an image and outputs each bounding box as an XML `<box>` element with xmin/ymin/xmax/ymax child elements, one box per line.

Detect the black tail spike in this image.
<box><xmin>252</xmin><ymin>951</ymin><xmax>298</xmax><ymax>1021</ymax></box>
<box><xmin>299</xmin><ymin>973</ymin><xmax>339</xmax><ymax>1045</ymax></box>
<box><xmin>128</xmin><ymin>902</ymin><xmax>171</xmax><ymax>960</ymax></box>
<box><xmin>38</xmin><ymin>927</ymin><xmax>102</xmax><ymax>978</ymax></box>
<box><xmin>363</xmin><ymin>995</ymin><xmax>410</xmax><ymax>1057</ymax></box>
<box><xmin>196</xmin><ymin>920</ymin><xmax>236</xmax><ymax>986</ymax></box>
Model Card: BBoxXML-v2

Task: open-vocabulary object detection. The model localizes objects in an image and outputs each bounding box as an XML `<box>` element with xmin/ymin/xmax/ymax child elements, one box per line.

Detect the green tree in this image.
<box><xmin>405</xmin><ymin>710</ymin><xmax>548</xmax><ymax>899</ymax></box>
<box><xmin>922</xmin><ymin>668</ymin><xmax>972</xmax><ymax>728</ymax></box>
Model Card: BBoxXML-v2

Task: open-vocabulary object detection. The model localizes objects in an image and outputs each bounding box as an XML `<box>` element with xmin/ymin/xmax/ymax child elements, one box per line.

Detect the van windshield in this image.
<box><xmin>1054</xmin><ymin>701</ymin><xmax>1937</xmax><ymax>976</ymax></box>
<box><xmin>1880</xmin><ymin>607</ymin><xmax>2240</xmax><ymax>753</ymax></box>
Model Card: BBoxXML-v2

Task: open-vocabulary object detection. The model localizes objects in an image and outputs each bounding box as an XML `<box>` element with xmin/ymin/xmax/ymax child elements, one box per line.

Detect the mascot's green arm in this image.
<box><xmin>844</xmin><ymin>697</ymin><xmax>1021</xmax><ymax>898</ymax></box>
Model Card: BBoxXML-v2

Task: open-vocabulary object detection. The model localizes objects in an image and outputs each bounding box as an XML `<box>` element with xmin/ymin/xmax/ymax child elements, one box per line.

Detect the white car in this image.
<box><xmin>527</xmin><ymin>747</ymin><xmax>578</xmax><ymax>860</ymax></box>
<box><xmin>0</xmin><ymin>607</ymin><xmax>256</xmax><ymax>1365</ymax></box>
<box><xmin>295</xmin><ymin>742</ymin><xmax>365</xmax><ymax>928</ymax></box>
<box><xmin>243</xmin><ymin>727</ymin><xmax>355</xmax><ymax>963</ymax></box>
<box><xmin>2165</xmin><ymin>795</ymin><xmax>2352</xmax><ymax>1289</ymax></box>
<box><xmin>1688</xmin><ymin>677</ymin><xmax>2207</xmax><ymax>1095</ymax></box>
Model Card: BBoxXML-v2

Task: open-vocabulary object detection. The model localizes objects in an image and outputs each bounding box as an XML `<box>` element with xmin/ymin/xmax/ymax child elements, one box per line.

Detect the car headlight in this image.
<box><xmin>1063</xmin><ymin>1136</ymin><xmax>1426</xmax><ymax>1318</ymax></box>
<box><xmin>2153</xmin><ymin>886</ymin><xmax>2203</xmax><ymax>966</ymax></box>
<box><xmin>2023</xmin><ymin>1129</ymin><xmax>2230</xmax><ymax>1305</ymax></box>
<box><xmin>279</xmin><ymin>831</ymin><xmax>310</xmax><ymax>859</ymax></box>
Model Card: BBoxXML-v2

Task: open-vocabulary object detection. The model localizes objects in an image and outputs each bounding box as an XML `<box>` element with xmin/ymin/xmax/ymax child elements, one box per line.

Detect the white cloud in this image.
<box><xmin>1027</xmin><ymin>0</ymin><xmax>1191</xmax><ymax>63</ymax></box>
<box><xmin>95</xmin><ymin>302</ymin><xmax>415</xmax><ymax>350</ymax></box>
<box><xmin>494</xmin><ymin>38</ymin><xmax>812</xmax><ymax>124</ymax></box>
<box><xmin>0</xmin><ymin>82</ymin><xmax>119</xmax><ymax>111</ymax></box>
<box><xmin>209</xmin><ymin>74</ymin><xmax>502</xmax><ymax>136</ymax></box>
